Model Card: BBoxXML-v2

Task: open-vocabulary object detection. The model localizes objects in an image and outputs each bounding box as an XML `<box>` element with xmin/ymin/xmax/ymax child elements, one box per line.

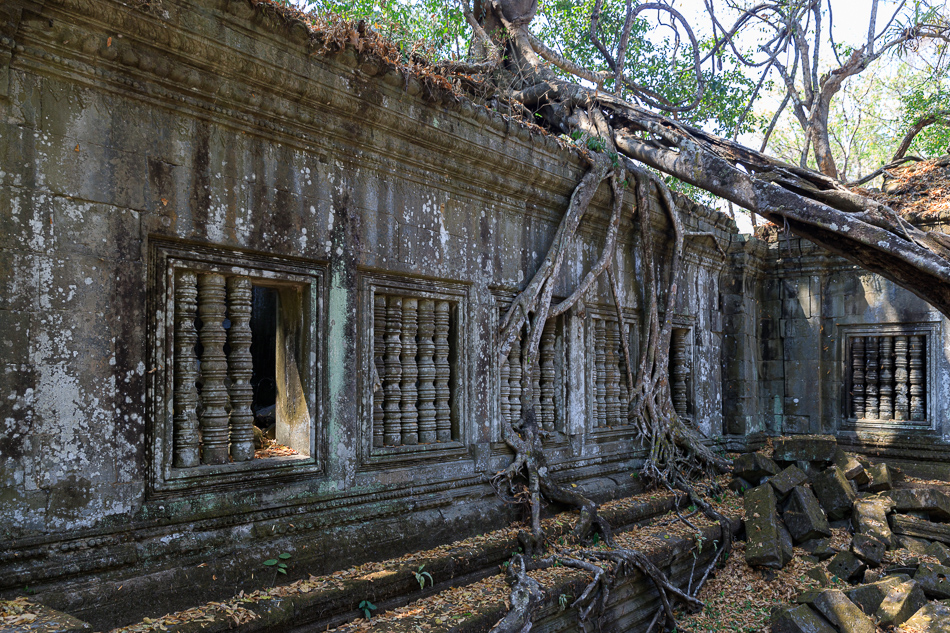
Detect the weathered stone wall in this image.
<box><xmin>0</xmin><ymin>0</ymin><xmax>732</xmax><ymax>624</ymax></box>
<box><xmin>724</xmin><ymin>233</ymin><xmax>950</xmax><ymax>465</ymax></box>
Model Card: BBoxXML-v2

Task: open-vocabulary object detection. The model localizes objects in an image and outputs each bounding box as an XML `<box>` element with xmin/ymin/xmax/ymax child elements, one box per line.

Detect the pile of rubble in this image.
<box><xmin>732</xmin><ymin>435</ymin><xmax>950</xmax><ymax>632</ymax></box>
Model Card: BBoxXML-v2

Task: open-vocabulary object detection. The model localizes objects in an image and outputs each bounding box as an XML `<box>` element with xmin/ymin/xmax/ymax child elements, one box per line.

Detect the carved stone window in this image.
<box><xmin>150</xmin><ymin>241</ymin><xmax>324</xmax><ymax>493</ymax></box>
<box><xmin>670</xmin><ymin>327</ymin><xmax>692</xmax><ymax>421</ymax></box>
<box><xmin>590</xmin><ymin>313</ymin><xmax>637</xmax><ymax>430</ymax></box>
<box><xmin>843</xmin><ymin>325</ymin><xmax>936</xmax><ymax>429</ymax></box>
<box><xmin>361</xmin><ymin>275</ymin><xmax>469</xmax><ymax>464</ymax></box>
<box><xmin>498</xmin><ymin>312</ymin><xmax>566</xmax><ymax>434</ymax></box>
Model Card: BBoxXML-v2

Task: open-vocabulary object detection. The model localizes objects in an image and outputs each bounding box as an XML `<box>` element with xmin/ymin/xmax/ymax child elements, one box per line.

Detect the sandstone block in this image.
<box><xmin>770</xmin><ymin>465</ymin><xmax>809</xmax><ymax>499</ymax></box>
<box><xmin>745</xmin><ymin>484</ymin><xmax>787</xmax><ymax>568</ymax></box>
<box><xmin>915</xmin><ymin>562</ymin><xmax>950</xmax><ymax>599</ymax></box>
<box><xmin>800</xmin><ymin>537</ymin><xmax>836</xmax><ymax>560</ymax></box>
<box><xmin>784</xmin><ymin>485</ymin><xmax>831</xmax><ymax>543</ymax></box>
<box><xmin>812</xmin><ymin>589</ymin><xmax>876</xmax><ymax>633</ymax></box>
<box><xmin>845</xmin><ymin>576</ymin><xmax>905</xmax><ymax>614</ymax></box>
<box><xmin>851</xmin><ymin>533</ymin><xmax>885</xmax><ymax>567</ymax></box>
<box><xmin>852</xmin><ymin>496</ymin><xmax>896</xmax><ymax>548</ymax></box>
<box><xmin>812</xmin><ymin>466</ymin><xmax>857</xmax><ymax>521</ymax></box>
<box><xmin>901</xmin><ymin>601</ymin><xmax>950</xmax><ymax>632</ymax></box>
<box><xmin>876</xmin><ymin>579</ymin><xmax>928</xmax><ymax>626</ymax></box>
<box><xmin>927</xmin><ymin>541</ymin><xmax>950</xmax><ymax>566</ymax></box>
<box><xmin>773</xmin><ymin>435</ymin><xmax>837</xmax><ymax>464</ymax></box>
<box><xmin>833</xmin><ymin>450</ymin><xmax>867</xmax><ymax>482</ymax></box>
<box><xmin>734</xmin><ymin>452</ymin><xmax>780</xmax><ymax>482</ymax></box>
<box><xmin>771</xmin><ymin>604</ymin><xmax>836</xmax><ymax>633</ymax></box>
<box><xmin>887</xmin><ymin>488</ymin><xmax>950</xmax><ymax>521</ymax></box>
<box><xmin>828</xmin><ymin>551</ymin><xmax>867</xmax><ymax>582</ymax></box>
<box><xmin>866</xmin><ymin>463</ymin><xmax>893</xmax><ymax>492</ymax></box>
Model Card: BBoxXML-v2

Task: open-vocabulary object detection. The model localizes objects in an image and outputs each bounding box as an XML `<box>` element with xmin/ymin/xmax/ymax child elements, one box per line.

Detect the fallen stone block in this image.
<box><xmin>779</xmin><ymin>521</ymin><xmax>794</xmax><ymax>566</ymax></box>
<box><xmin>866</xmin><ymin>463</ymin><xmax>893</xmax><ymax>492</ymax></box>
<box><xmin>812</xmin><ymin>466</ymin><xmax>857</xmax><ymax>520</ymax></box>
<box><xmin>900</xmin><ymin>535</ymin><xmax>935</xmax><ymax>554</ymax></box>
<box><xmin>915</xmin><ymin>561</ymin><xmax>950</xmax><ymax>599</ymax></box>
<box><xmin>851</xmin><ymin>533</ymin><xmax>885</xmax><ymax>567</ymax></box>
<box><xmin>806</xmin><ymin>566</ymin><xmax>833</xmax><ymax>586</ymax></box>
<box><xmin>812</xmin><ymin>589</ymin><xmax>876</xmax><ymax>633</ymax></box>
<box><xmin>730</xmin><ymin>476</ymin><xmax>753</xmax><ymax>494</ymax></box>
<box><xmin>800</xmin><ymin>537</ymin><xmax>836</xmax><ymax>560</ymax></box>
<box><xmin>745</xmin><ymin>484</ymin><xmax>788</xmax><ymax>568</ymax></box>
<box><xmin>833</xmin><ymin>450</ymin><xmax>867</xmax><ymax>482</ymax></box>
<box><xmin>771</xmin><ymin>604</ymin><xmax>836</xmax><ymax>633</ymax></box>
<box><xmin>876</xmin><ymin>579</ymin><xmax>928</xmax><ymax>626</ymax></box>
<box><xmin>845</xmin><ymin>576</ymin><xmax>905</xmax><ymax>614</ymax></box>
<box><xmin>901</xmin><ymin>601</ymin><xmax>950</xmax><ymax>632</ymax></box>
<box><xmin>852</xmin><ymin>496</ymin><xmax>896</xmax><ymax>548</ymax></box>
<box><xmin>773</xmin><ymin>435</ymin><xmax>837</xmax><ymax>464</ymax></box>
<box><xmin>734</xmin><ymin>452</ymin><xmax>780</xmax><ymax>482</ymax></box>
<box><xmin>770</xmin><ymin>465</ymin><xmax>809</xmax><ymax>499</ymax></box>
<box><xmin>927</xmin><ymin>541</ymin><xmax>950</xmax><ymax>566</ymax></box>
<box><xmin>892</xmin><ymin>514</ymin><xmax>950</xmax><ymax>546</ymax></box>
<box><xmin>784</xmin><ymin>485</ymin><xmax>831</xmax><ymax>543</ymax></box>
<box><xmin>887</xmin><ymin>488</ymin><xmax>950</xmax><ymax>521</ymax></box>
<box><xmin>828</xmin><ymin>551</ymin><xmax>867</xmax><ymax>582</ymax></box>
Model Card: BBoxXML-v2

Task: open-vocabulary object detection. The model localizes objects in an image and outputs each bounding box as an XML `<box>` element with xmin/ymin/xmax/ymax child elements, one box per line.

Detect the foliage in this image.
<box><xmin>358</xmin><ymin>599</ymin><xmax>377</xmax><ymax>619</ymax></box>
<box><xmin>263</xmin><ymin>551</ymin><xmax>292</xmax><ymax>575</ymax></box>
<box><xmin>413</xmin><ymin>565</ymin><xmax>434</xmax><ymax>590</ymax></box>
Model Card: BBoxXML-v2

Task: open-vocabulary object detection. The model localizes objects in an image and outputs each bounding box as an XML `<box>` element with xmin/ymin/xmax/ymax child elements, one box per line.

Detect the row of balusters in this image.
<box><xmin>851</xmin><ymin>335</ymin><xmax>926</xmax><ymax>421</ymax></box>
<box><xmin>173</xmin><ymin>271</ymin><xmax>255</xmax><ymax>467</ymax></box>
<box><xmin>372</xmin><ymin>295</ymin><xmax>455</xmax><ymax>446</ymax></box>
<box><xmin>499</xmin><ymin>319</ymin><xmax>558</xmax><ymax>431</ymax></box>
<box><xmin>593</xmin><ymin>317</ymin><xmax>636</xmax><ymax>427</ymax></box>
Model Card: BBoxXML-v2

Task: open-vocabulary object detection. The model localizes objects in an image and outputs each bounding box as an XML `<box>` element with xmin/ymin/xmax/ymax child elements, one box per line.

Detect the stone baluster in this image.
<box><xmin>865</xmin><ymin>336</ymin><xmax>880</xmax><ymax>420</ymax></box>
<box><xmin>851</xmin><ymin>336</ymin><xmax>865</xmax><ymax>419</ymax></box>
<box><xmin>227</xmin><ymin>276</ymin><xmax>255</xmax><ymax>462</ymax></box>
<box><xmin>879</xmin><ymin>336</ymin><xmax>894</xmax><ymax>420</ymax></box>
<box><xmin>434</xmin><ymin>301</ymin><xmax>452</xmax><ymax>442</ymax></box>
<box><xmin>373</xmin><ymin>295</ymin><xmax>387</xmax><ymax>447</ymax></box>
<box><xmin>894</xmin><ymin>335</ymin><xmax>909</xmax><ymax>420</ymax></box>
<box><xmin>595</xmin><ymin>318</ymin><xmax>607</xmax><ymax>427</ymax></box>
<box><xmin>383</xmin><ymin>295</ymin><xmax>403</xmax><ymax>446</ymax></box>
<box><xmin>539</xmin><ymin>319</ymin><xmax>556</xmax><ymax>432</ymax></box>
<box><xmin>617</xmin><ymin>321</ymin><xmax>629</xmax><ymax>423</ymax></box>
<box><xmin>605</xmin><ymin>320</ymin><xmax>621</xmax><ymax>425</ymax></box>
<box><xmin>499</xmin><ymin>356</ymin><xmax>511</xmax><ymax>425</ymax></box>
<box><xmin>197</xmin><ymin>273</ymin><xmax>231</xmax><ymax>465</ymax></box>
<box><xmin>173</xmin><ymin>270</ymin><xmax>200</xmax><ymax>468</ymax></box>
<box><xmin>910</xmin><ymin>335</ymin><xmax>925</xmax><ymax>421</ymax></box>
<box><xmin>672</xmin><ymin>329</ymin><xmax>689</xmax><ymax>419</ymax></box>
<box><xmin>416</xmin><ymin>299</ymin><xmax>437</xmax><ymax>444</ymax></box>
<box><xmin>400</xmin><ymin>298</ymin><xmax>419</xmax><ymax>445</ymax></box>
<box><xmin>508</xmin><ymin>332</ymin><xmax>523</xmax><ymax>424</ymax></box>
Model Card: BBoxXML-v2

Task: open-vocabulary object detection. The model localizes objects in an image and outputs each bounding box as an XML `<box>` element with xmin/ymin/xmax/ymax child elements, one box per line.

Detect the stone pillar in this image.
<box><xmin>416</xmin><ymin>299</ymin><xmax>437</xmax><ymax>444</ymax></box>
<box><xmin>894</xmin><ymin>335</ymin><xmax>908</xmax><ymax>420</ymax></box>
<box><xmin>400</xmin><ymin>298</ymin><xmax>419</xmax><ymax>445</ymax></box>
<box><xmin>865</xmin><ymin>336</ymin><xmax>879</xmax><ymax>420</ymax></box>
<box><xmin>383</xmin><ymin>295</ymin><xmax>402</xmax><ymax>446</ymax></box>
<box><xmin>539</xmin><ymin>319</ymin><xmax>556</xmax><ymax>432</ymax></box>
<box><xmin>372</xmin><ymin>295</ymin><xmax>387</xmax><ymax>447</ymax></box>
<box><xmin>671</xmin><ymin>328</ymin><xmax>689</xmax><ymax>419</ymax></box>
<box><xmin>851</xmin><ymin>336</ymin><xmax>865</xmax><ymax>419</ymax></box>
<box><xmin>508</xmin><ymin>333</ymin><xmax>523</xmax><ymax>424</ymax></box>
<box><xmin>879</xmin><ymin>336</ymin><xmax>894</xmax><ymax>420</ymax></box>
<box><xmin>910</xmin><ymin>335</ymin><xmax>925</xmax><ymax>421</ymax></box>
<box><xmin>227</xmin><ymin>276</ymin><xmax>255</xmax><ymax>462</ymax></box>
<box><xmin>594</xmin><ymin>318</ymin><xmax>607</xmax><ymax>428</ymax></box>
<box><xmin>434</xmin><ymin>301</ymin><xmax>452</xmax><ymax>442</ymax></box>
<box><xmin>605</xmin><ymin>320</ymin><xmax>620</xmax><ymax>426</ymax></box>
<box><xmin>197</xmin><ymin>273</ymin><xmax>231</xmax><ymax>465</ymax></box>
<box><xmin>173</xmin><ymin>270</ymin><xmax>200</xmax><ymax>468</ymax></box>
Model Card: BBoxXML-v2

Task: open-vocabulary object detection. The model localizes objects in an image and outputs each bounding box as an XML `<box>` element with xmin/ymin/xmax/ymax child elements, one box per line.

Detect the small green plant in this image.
<box><xmin>558</xmin><ymin>593</ymin><xmax>573</xmax><ymax>611</ymax></box>
<box><xmin>358</xmin><ymin>600</ymin><xmax>377</xmax><ymax>619</ymax></box>
<box><xmin>263</xmin><ymin>552</ymin><xmax>292</xmax><ymax>575</ymax></box>
<box><xmin>413</xmin><ymin>565</ymin><xmax>433</xmax><ymax>590</ymax></box>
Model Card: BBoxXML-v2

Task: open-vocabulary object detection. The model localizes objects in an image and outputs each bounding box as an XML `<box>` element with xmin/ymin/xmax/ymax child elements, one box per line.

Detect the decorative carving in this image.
<box><xmin>671</xmin><ymin>329</ymin><xmax>689</xmax><ymax>419</ymax></box>
<box><xmin>383</xmin><ymin>295</ymin><xmax>403</xmax><ymax>446</ymax></box>
<box><xmin>373</xmin><ymin>295</ymin><xmax>387</xmax><ymax>448</ymax></box>
<box><xmin>617</xmin><ymin>322</ymin><xmax>630</xmax><ymax>424</ymax></box>
<box><xmin>434</xmin><ymin>301</ymin><xmax>452</xmax><ymax>442</ymax></box>
<box><xmin>416</xmin><ymin>299</ymin><xmax>437</xmax><ymax>444</ymax></box>
<box><xmin>539</xmin><ymin>319</ymin><xmax>556</xmax><ymax>432</ymax></box>
<box><xmin>894</xmin><ymin>335</ymin><xmax>908</xmax><ymax>420</ymax></box>
<box><xmin>173</xmin><ymin>270</ymin><xmax>200</xmax><ymax>468</ymax></box>
<box><xmin>910</xmin><ymin>335</ymin><xmax>925</xmax><ymax>421</ymax></box>
<box><xmin>500</xmin><ymin>334</ymin><xmax>511</xmax><ymax>425</ymax></box>
<box><xmin>508</xmin><ymin>332</ymin><xmax>523</xmax><ymax>424</ymax></box>
<box><xmin>605</xmin><ymin>319</ymin><xmax>620</xmax><ymax>425</ymax></box>
<box><xmin>864</xmin><ymin>336</ymin><xmax>879</xmax><ymax>420</ymax></box>
<box><xmin>594</xmin><ymin>318</ymin><xmax>607</xmax><ymax>428</ymax></box>
<box><xmin>197</xmin><ymin>273</ymin><xmax>230</xmax><ymax>465</ymax></box>
<box><xmin>400</xmin><ymin>298</ymin><xmax>419</xmax><ymax>445</ymax></box>
<box><xmin>226</xmin><ymin>276</ymin><xmax>255</xmax><ymax>462</ymax></box>
<box><xmin>879</xmin><ymin>336</ymin><xmax>894</xmax><ymax>420</ymax></box>
<box><xmin>851</xmin><ymin>336</ymin><xmax>865</xmax><ymax>419</ymax></box>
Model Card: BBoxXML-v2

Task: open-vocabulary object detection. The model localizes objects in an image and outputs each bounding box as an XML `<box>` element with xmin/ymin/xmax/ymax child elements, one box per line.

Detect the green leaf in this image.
<box><xmin>263</xmin><ymin>559</ymin><xmax>278</xmax><ymax>566</ymax></box>
<box><xmin>278</xmin><ymin>563</ymin><xmax>287</xmax><ymax>568</ymax></box>
<box><xmin>278</xmin><ymin>552</ymin><xmax>292</xmax><ymax>559</ymax></box>
<box><xmin>277</xmin><ymin>568</ymin><xmax>287</xmax><ymax>574</ymax></box>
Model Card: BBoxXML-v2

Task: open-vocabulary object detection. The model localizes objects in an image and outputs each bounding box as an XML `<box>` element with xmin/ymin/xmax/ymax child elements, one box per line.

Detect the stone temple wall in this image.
<box><xmin>0</xmin><ymin>0</ymin><xmax>733</xmax><ymax>624</ymax></box>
